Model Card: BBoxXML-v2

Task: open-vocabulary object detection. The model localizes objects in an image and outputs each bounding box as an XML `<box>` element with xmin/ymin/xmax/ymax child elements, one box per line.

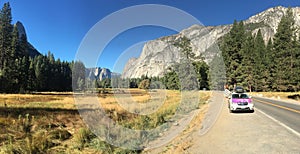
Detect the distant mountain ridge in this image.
<box><xmin>16</xmin><ymin>21</ymin><xmax>121</xmax><ymax>80</ymax></box>
<box><xmin>86</xmin><ymin>67</ymin><xmax>121</xmax><ymax>81</ymax></box>
<box><xmin>122</xmin><ymin>6</ymin><xmax>300</xmax><ymax>79</ymax></box>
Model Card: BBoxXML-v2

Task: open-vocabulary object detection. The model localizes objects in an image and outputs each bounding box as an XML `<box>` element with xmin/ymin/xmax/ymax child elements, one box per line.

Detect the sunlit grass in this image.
<box><xmin>0</xmin><ymin>93</ymin><xmax>75</xmax><ymax>109</ymax></box>
<box><xmin>0</xmin><ymin>89</ymin><xmax>211</xmax><ymax>153</ymax></box>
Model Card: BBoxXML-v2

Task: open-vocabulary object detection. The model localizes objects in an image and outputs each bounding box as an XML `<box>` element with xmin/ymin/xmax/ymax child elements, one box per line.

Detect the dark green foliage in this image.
<box><xmin>221</xmin><ymin>20</ymin><xmax>273</xmax><ymax>91</ymax></box>
<box><xmin>222</xmin><ymin>8</ymin><xmax>300</xmax><ymax>92</ymax></box>
<box><xmin>95</xmin><ymin>78</ymin><xmax>112</xmax><ymax>89</ymax></box>
<box><xmin>129</xmin><ymin>78</ymin><xmax>140</xmax><ymax>88</ymax></box>
<box><xmin>163</xmin><ymin>69</ymin><xmax>180</xmax><ymax>90</ymax></box>
<box><xmin>239</xmin><ymin>32</ymin><xmax>255</xmax><ymax>91</ymax></box>
<box><xmin>72</xmin><ymin>61</ymin><xmax>86</xmax><ymax>91</ymax></box>
<box><xmin>0</xmin><ymin>2</ymin><xmax>74</xmax><ymax>93</ymax></box>
<box><xmin>0</xmin><ymin>2</ymin><xmax>12</xmax><ymax>70</ymax></box>
<box><xmin>272</xmin><ymin>8</ymin><xmax>297</xmax><ymax>91</ymax></box>
<box><xmin>174</xmin><ymin>36</ymin><xmax>194</xmax><ymax>60</ymax></box>
<box><xmin>264</xmin><ymin>38</ymin><xmax>274</xmax><ymax>91</ymax></box>
<box><xmin>253</xmin><ymin>29</ymin><xmax>267</xmax><ymax>91</ymax></box>
<box><xmin>193</xmin><ymin>61</ymin><xmax>209</xmax><ymax>90</ymax></box>
<box><xmin>169</xmin><ymin>36</ymin><xmax>208</xmax><ymax>90</ymax></box>
<box><xmin>291</xmin><ymin>34</ymin><xmax>300</xmax><ymax>91</ymax></box>
<box><xmin>221</xmin><ymin>20</ymin><xmax>246</xmax><ymax>89</ymax></box>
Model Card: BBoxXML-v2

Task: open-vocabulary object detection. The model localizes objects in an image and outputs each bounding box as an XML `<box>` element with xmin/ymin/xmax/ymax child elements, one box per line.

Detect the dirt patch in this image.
<box><xmin>143</xmin><ymin>92</ymin><xmax>211</xmax><ymax>153</ymax></box>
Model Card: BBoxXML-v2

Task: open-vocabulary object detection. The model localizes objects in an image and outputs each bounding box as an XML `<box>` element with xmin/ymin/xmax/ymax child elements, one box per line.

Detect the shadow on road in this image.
<box><xmin>230</xmin><ymin>110</ymin><xmax>255</xmax><ymax>114</ymax></box>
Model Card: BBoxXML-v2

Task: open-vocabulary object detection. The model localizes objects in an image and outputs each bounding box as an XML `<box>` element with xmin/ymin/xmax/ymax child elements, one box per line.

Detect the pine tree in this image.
<box><xmin>0</xmin><ymin>2</ymin><xmax>13</xmax><ymax>92</ymax></box>
<box><xmin>296</xmin><ymin>35</ymin><xmax>300</xmax><ymax>91</ymax></box>
<box><xmin>0</xmin><ymin>2</ymin><xmax>77</xmax><ymax>93</ymax></box>
<box><xmin>72</xmin><ymin>61</ymin><xmax>86</xmax><ymax>91</ymax></box>
<box><xmin>27</xmin><ymin>58</ymin><xmax>36</xmax><ymax>91</ymax></box>
<box><xmin>221</xmin><ymin>20</ymin><xmax>246</xmax><ymax>89</ymax></box>
<box><xmin>164</xmin><ymin>70</ymin><xmax>179</xmax><ymax>90</ymax></box>
<box><xmin>173</xmin><ymin>36</ymin><xmax>199</xmax><ymax>90</ymax></box>
<box><xmin>0</xmin><ymin>2</ymin><xmax>12</xmax><ymax>70</ymax></box>
<box><xmin>290</xmin><ymin>32</ymin><xmax>300</xmax><ymax>91</ymax></box>
<box><xmin>34</xmin><ymin>55</ymin><xmax>46</xmax><ymax>91</ymax></box>
<box><xmin>264</xmin><ymin>38</ymin><xmax>273</xmax><ymax>91</ymax></box>
<box><xmin>272</xmin><ymin>8</ymin><xmax>295</xmax><ymax>91</ymax></box>
<box><xmin>174</xmin><ymin>36</ymin><xmax>194</xmax><ymax>60</ymax></box>
<box><xmin>193</xmin><ymin>61</ymin><xmax>209</xmax><ymax>90</ymax></box>
<box><xmin>239</xmin><ymin>32</ymin><xmax>255</xmax><ymax>91</ymax></box>
<box><xmin>18</xmin><ymin>30</ymin><xmax>29</xmax><ymax>92</ymax></box>
<box><xmin>19</xmin><ymin>56</ymin><xmax>29</xmax><ymax>93</ymax></box>
<box><xmin>253</xmin><ymin>29</ymin><xmax>266</xmax><ymax>91</ymax></box>
<box><xmin>5</xmin><ymin>25</ymin><xmax>20</xmax><ymax>92</ymax></box>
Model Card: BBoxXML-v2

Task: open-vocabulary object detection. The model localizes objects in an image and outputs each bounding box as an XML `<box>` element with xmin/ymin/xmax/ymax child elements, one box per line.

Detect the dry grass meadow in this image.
<box><xmin>250</xmin><ymin>92</ymin><xmax>300</xmax><ymax>103</ymax></box>
<box><xmin>0</xmin><ymin>89</ymin><xmax>211</xmax><ymax>153</ymax></box>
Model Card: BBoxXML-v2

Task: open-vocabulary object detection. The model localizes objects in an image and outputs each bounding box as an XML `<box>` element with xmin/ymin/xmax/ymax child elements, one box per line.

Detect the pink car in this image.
<box><xmin>228</xmin><ymin>92</ymin><xmax>254</xmax><ymax>113</ymax></box>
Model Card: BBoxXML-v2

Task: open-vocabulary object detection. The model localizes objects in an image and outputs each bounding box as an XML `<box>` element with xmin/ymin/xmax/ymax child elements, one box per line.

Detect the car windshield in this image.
<box><xmin>232</xmin><ymin>94</ymin><xmax>249</xmax><ymax>99</ymax></box>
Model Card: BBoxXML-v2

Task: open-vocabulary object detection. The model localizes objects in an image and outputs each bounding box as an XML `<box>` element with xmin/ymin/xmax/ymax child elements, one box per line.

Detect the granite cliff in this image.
<box><xmin>122</xmin><ymin>6</ymin><xmax>300</xmax><ymax>78</ymax></box>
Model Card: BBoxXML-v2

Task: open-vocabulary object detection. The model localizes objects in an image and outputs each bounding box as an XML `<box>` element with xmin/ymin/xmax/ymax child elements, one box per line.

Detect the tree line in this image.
<box><xmin>0</xmin><ymin>2</ymin><xmax>210</xmax><ymax>93</ymax></box>
<box><xmin>0</xmin><ymin>2</ymin><xmax>77</xmax><ymax>93</ymax></box>
<box><xmin>5</xmin><ymin>2</ymin><xmax>298</xmax><ymax>93</ymax></box>
<box><xmin>221</xmin><ymin>8</ymin><xmax>300</xmax><ymax>92</ymax></box>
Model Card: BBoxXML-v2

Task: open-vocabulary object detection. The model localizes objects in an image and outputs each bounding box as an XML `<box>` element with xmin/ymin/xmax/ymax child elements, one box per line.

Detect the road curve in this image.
<box><xmin>187</xmin><ymin>95</ymin><xmax>300</xmax><ymax>153</ymax></box>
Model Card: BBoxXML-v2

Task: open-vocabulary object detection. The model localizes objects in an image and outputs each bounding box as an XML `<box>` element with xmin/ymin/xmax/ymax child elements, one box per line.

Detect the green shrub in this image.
<box><xmin>74</xmin><ymin>127</ymin><xmax>96</xmax><ymax>150</ymax></box>
<box><xmin>89</xmin><ymin>138</ymin><xmax>114</xmax><ymax>153</ymax></box>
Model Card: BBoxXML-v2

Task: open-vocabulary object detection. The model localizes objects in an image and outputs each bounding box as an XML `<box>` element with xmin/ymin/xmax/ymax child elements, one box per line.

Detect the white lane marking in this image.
<box><xmin>256</xmin><ymin>108</ymin><xmax>300</xmax><ymax>138</ymax></box>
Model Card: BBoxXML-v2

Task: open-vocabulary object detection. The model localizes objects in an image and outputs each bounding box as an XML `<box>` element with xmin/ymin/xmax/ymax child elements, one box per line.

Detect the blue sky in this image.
<box><xmin>1</xmin><ymin>0</ymin><xmax>299</xmax><ymax>73</ymax></box>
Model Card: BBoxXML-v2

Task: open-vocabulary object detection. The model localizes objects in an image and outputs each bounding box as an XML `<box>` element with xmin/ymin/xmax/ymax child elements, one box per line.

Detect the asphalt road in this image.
<box><xmin>253</xmin><ymin>96</ymin><xmax>300</xmax><ymax>136</ymax></box>
<box><xmin>186</xmin><ymin>94</ymin><xmax>300</xmax><ymax>153</ymax></box>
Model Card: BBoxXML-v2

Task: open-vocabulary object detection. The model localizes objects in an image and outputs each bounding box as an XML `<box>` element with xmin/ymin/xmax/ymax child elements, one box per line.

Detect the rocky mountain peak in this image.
<box><xmin>86</xmin><ymin>67</ymin><xmax>120</xmax><ymax>81</ymax></box>
<box><xmin>245</xmin><ymin>6</ymin><xmax>300</xmax><ymax>36</ymax></box>
<box><xmin>15</xmin><ymin>21</ymin><xmax>27</xmax><ymax>40</ymax></box>
<box><xmin>122</xmin><ymin>6</ymin><xmax>300</xmax><ymax>79</ymax></box>
<box><xmin>14</xmin><ymin>21</ymin><xmax>41</xmax><ymax>57</ymax></box>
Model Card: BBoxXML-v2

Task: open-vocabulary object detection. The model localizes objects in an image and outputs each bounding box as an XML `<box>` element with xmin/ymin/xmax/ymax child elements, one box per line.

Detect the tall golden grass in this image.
<box><xmin>0</xmin><ymin>89</ymin><xmax>211</xmax><ymax>153</ymax></box>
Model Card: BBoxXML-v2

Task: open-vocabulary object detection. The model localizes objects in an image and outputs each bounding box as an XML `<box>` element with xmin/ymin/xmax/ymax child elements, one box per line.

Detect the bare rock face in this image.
<box><xmin>245</xmin><ymin>6</ymin><xmax>300</xmax><ymax>43</ymax></box>
<box><xmin>15</xmin><ymin>21</ymin><xmax>41</xmax><ymax>57</ymax></box>
<box><xmin>15</xmin><ymin>21</ymin><xmax>27</xmax><ymax>40</ymax></box>
<box><xmin>122</xmin><ymin>6</ymin><xmax>300</xmax><ymax>79</ymax></box>
<box><xmin>99</xmin><ymin>68</ymin><xmax>111</xmax><ymax>81</ymax></box>
<box><xmin>122</xmin><ymin>35</ymin><xmax>181</xmax><ymax>78</ymax></box>
<box><xmin>86</xmin><ymin>67</ymin><xmax>120</xmax><ymax>81</ymax></box>
<box><xmin>122</xmin><ymin>24</ymin><xmax>231</xmax><ymax>78</ymax></box>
